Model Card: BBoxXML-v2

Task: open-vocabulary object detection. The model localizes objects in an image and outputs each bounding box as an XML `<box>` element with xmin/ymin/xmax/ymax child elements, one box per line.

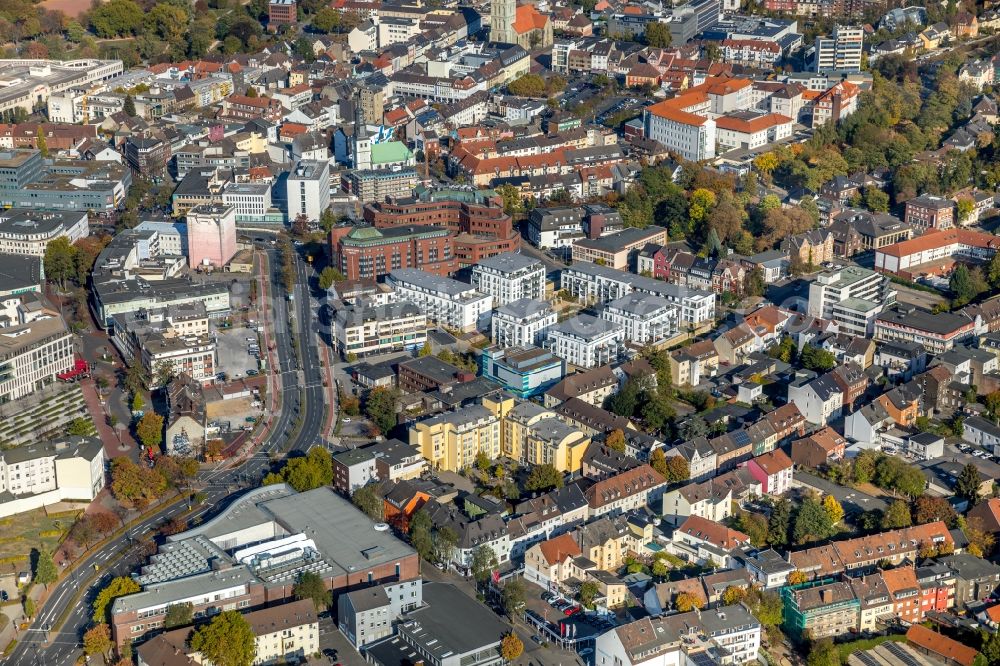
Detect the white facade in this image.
<box><xmin>546</xmin><ymin>314</ymin><xmax>624</xmax><ymax>369</ymax></box>
<box><xmin>0</xmin><ymin>210</ymin><xmax>89</xmax><ymax>257</ymax></box>
<box><xmin>601</xmin><ymin>293</ymin><xmax>678</xmax><ymax>345</ymax></box>
<box><xmin>643</xmin><ymin>112</ymin><xmax>716</xmax><ymax>162</ymax></box>
<box><xmin>491</xmin><ymin>299</ymin><xmax>556</xmax><ymax>347</ymax></box>
<box><xmin>223</xmin><ymin>182</ymin><xmax>273</xmax><ymax>221</ymax></box>
<box><xmin>0</xmin><ymin>437</ymin><xmax>106</xmax><ymax>519</ymax></box>
<box><xmin>788</xmin><ymin>376</ymin><xmax>843</xmax><ymax>426</ymax></box>
<box><xmin>0</xmin><ymin>297</ymin><xmax>74</xmax><ymax>403</ymax></box>
<box><xmin>806</xmin><ymin>266</ymin><xmax>892</xmax><ymax>336</ymax></box>
<box><xmin>470</xmin><ymin>252</ymin><xmax>545</xmax><ymax>307</ymax></box>
<box><xmin>334</xmin><ymin>302</ymin><xmax>428</xmax><ymax>357</ymax></box>
<box><xmin>286</xmin><ymin>159</ymin><xmax>330</xmax><ymax>222</ymax></box>
<box><xmin>386</xmin><ymin>269</ymin><xmax>493</xmax><ymax>333</ymax></box>
<box><xmin>815</xmin><ymin>25</ymin><xmax>863</xmax><ymax>73</ymax></box>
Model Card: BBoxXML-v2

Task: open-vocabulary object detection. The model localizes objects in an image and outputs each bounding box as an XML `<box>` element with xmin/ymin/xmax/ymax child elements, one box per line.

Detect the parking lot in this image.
<box><xmin>215</xmin><ymin>325</ymin><xmax>262</xmax><ymax>381</ymax></box>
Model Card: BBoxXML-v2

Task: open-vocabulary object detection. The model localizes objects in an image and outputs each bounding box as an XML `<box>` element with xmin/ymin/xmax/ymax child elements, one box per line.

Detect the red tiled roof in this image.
<box><xmin>513</xmin><ymin>4</ymin><xmax>550</xmax><ymax>34</ymax></box>
<box><xmin>878</xmin><ymin>227</ymin><xmax>1000</xmax><ymax>258</ymax></box>
<box><xmin>538</xmin><ymin>532</ymin><xmax>582</xmax><ymax>565</ymax></box>
<box><xmin>715</xmin><ymin>113</ymin><xmax>791</xmax><ymax>134</ymax></box>
<box><xmin>906</xmin><ymin>625</ymin><xmax>979</xmax><ymax>666</ymax></box>
<box><xmin>751</xmin><ymin>449</ymin><xmax>792</xmax><ymax>475</ymax></box>
<box><xmin>676</xmin><ymin>515</ymin><xmax>749</xmax><ymax>549</ymax></box>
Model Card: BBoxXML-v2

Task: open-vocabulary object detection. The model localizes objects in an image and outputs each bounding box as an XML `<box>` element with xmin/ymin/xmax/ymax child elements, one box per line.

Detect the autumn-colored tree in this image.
<box><xmin>753</xmin><ymin>151</ymin><xmax>779</xmax><ymax>177</ymax></box>
<box><xmin>913</xmin><ymin>495</ymin><xmax>957</xmax><ymax>526</ymax></box>
<box><xmin>787</xmin><ymin>570</ymin><xmax>808</xmax><ymax>585</ymax></box>
<box><xmin>500</xmin><ymin>632</ymin><xmax>524</xmax><ymax>662</ymax></box>
<box><xmin>822</xmin><ymin>495</ymin><xmax>844</xmax><ymax>525</ymax></box>
<box><xmin>966</xmin><ymin>516</ymin><xmax>996</xmax><ymax>558</ymax></box>
<box><xmin>674</xmin><ymin>592</ymin><xmax>703</xmax><ymax>612</ymax></box>
<box><xmin>136</xmin><ymin>411</ymin><xmax>164</xmax><ymax>450</ymax></box>
<box><xmin>93</xmin><ymin>577</ymin><xmax>141</xmax><ymax>624</ymax></box>
<box><xmin>606</xmin><ymin>429</ymin><xmax>627</xmax><ymax>452</ymax></box>
<box><xmin>83</xmin><ymin>623</ymin><xmax>113</xmax><ymax>659</ymax></box>
<box><xmin>721</xmin><ymin>585</ymin><xmax>747</xmax><ymax>606</ymax></box>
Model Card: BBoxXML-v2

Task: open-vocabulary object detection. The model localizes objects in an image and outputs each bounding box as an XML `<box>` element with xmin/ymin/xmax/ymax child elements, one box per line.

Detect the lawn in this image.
<box><xmin>0</xmin><ymin>508</ymin><xmax>80</xmax><ymax>567</ymax></box>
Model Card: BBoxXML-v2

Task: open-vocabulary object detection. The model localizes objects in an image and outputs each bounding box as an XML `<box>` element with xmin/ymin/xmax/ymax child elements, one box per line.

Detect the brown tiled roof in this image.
<box><xmin>881</xmin><ymin>566</ymin><xmax>920</xmax><ymax>599</ymax></box>
<box><xmin>585</xmin><ymin>464</ymin><xmax>665</xmax><ymax>509</ymax></box>
<box><xmin>537</xmin><ymin>532</ymin><xmax>582</xmax><ymax>565</ymax></box>
<box><xmin>751</xmin><ymin>449</ymin><xmax>792</xmax><ymax>475</ymax></box>
<box><xmin>879</xmin><ymin>228</ymin><xmax>1000</xmax><ymax>259</ymax></box>
<box><xmin>676</xmin><ymin>515</ymin><xmax>748</xmax><ymax>549</ymax></box>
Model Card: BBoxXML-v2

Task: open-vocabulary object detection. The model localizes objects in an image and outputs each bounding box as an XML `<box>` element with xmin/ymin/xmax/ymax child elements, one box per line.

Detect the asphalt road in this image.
<box><xmin>6</xmin><ymin>248</ymin><xmax>329</xmax><ymax>666</ymax></box>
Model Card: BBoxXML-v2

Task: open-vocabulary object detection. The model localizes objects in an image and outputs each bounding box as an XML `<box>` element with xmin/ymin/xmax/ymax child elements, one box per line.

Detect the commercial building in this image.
<box><xmin>601</xmin><ymin>293</ymin><xmax>679</xmax><ymax>345</ymax></box>
<box><xmin>0</xmin><ymin>436</ymin><xmax>105</xmax><ymax>518</ymax></box>
<box><xmin>342</xmin><ymin>168</ymin><xmax>419</xmax><ymax>203</ymax></box>
<box><xmin>814</xmin><ymin>26</ymin><xmax>863</xmax><ymax>73</ymax></box>
<box><xmin>269</xmin><ymin>0</ymin><xmax>297</xmax><ymax>24</ymax></box>
<box><xmin>572</xmin><ymin>226</ymin><xmax>670</xmax><ymax>271</ymax></box>
<box><xmin>124</xmin><ymin>136</ymin><xmax>171</xmax><ymax>178</ymax></box>
<box><xmin>0</xmin><ymin>59</ymin><xmax>122</xmax><ymax>116</ymax></box>
<box><xmin>547</xmin><ymin>314</ymin><xmax>625</xmax><ymax>368</ymax></box>
<box><xmin>806</xmin><ymin>266</ymin><xmax>894</xmax><ymax>336</ymax></box>
<box><xmin>110</xmin><ymin>303</ymin><xmax>216</xmax><ymax>387</ymax></box>
<box><xmin>386</xmin><ymin>269</ymin><xmax>493</xmax><ymax>333</ymax></box>
<box><xmin>331</xmin><ymin>225</ymin><xmax>458</xmax><ymax>281</ymax></box>
<box><xmin>491</xmin><ymin>298</ymin><xmax>557</xmax><ymax>347</ymax></box>
<box><xmin>0</xmin><ymin>151</ymin><xmax>131</xmax><ymax>213</ymax></box>
<box><xmin>337</xmin><ymin>578</ymin><xmax>423</xmax><ymax>648</ymax></box>
<box><xmin>332</xmin><ymin>448</ymin><xmax>378</xmax><ymax>495</ymax></box>
<box><xmin>186</xmin><ymin>204</ymin><xmax>237</xmax><ymax>269</ymax></box>
<box><xmin>0</xmin><ymin>209</ymin><xmax>88</xmax><ymax>257</ymax></box>
<box><xmin>0</xmin><ymin>293</ymin><xmax>75</xmax><ymax>402</ymax></box>
<box><xmin>480</xmin><ymin>345</ymin><xmax>565</xmax><ymax>399</ymax></box>
<box><xmin>222</xmin><ymin>182</ymin><xmax>275</xmax><ymax>224</ymax></box>
<box><xmin>286</xmin><ymin>159</ymin><xmax>330</xmax><ymax>222</ymax></box>
<box><xmin>408</xmin><ymin>404</ymin><xmax>500</xmax><ymax>472</ymax></box>
<box><xmin>874</xmin><ymin>305</ymin><xmax>977</xmax><ymax>354</ymax></box>
<box><xmin>112</xmin><ymin>484</ymin><xmax>419</xmax><ymax>644</ymax></box>
<box><xmin>333</xmin><ymin>301</ymin><xmax>427</xmax><ymax>358</ymax></box>
<box><xmin>470</xmin><ymin>252</ymin><xmax>545</xmax><ymax>306</ymax></box>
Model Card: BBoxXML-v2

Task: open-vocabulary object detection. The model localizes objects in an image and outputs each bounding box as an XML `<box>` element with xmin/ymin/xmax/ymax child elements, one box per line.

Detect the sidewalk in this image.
<box><xmin>79</xmin><ymin>377</ymin><xmax>135</xmax><ymax>459</ymax></box>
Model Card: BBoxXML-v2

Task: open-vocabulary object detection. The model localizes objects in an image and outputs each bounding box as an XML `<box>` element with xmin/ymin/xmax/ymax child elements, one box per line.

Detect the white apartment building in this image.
<box><xmin>806</xmin><ymin>265</ymin><xmax>894</xmax><ymax>336</ymax></box>
<box><xmin>643</xmin><ymin>105</ymin><xmax>716</xmax><ymax>162</ymax></box>
<box><xmin>0</xmin><ymin>209</ymin><xmax>89</xmax><ymax>257</ymax></box>
<box><xmin>0</xmin><ymin>294</ymin><xmax>75</xmax><ymax>403</ymax></box>
<box><xmin>111</xmin><ymin>303</ymin><xmax>216</xmax><ymax>387</ymax></box>
<box><xmin>338</xmin><ymin>579</ymin><xmax>423</xmax><ymax>648</ymax></box>
<box><xmin>715</xmin><ymin>112</ymin><xmax>793</xmax><ymax>152</ymax></box>
<box><xmin>222</xmin><ymin>182</ymin><xmax>273</xmax><ymax>222</ymax></box>
<box><xmin>470</xmin><ymin>252</ymin><xmax>545</xmax><ymax>307</ymax></box>
<box><xmin>559</xmin><ymin>262</ymin><xmax>716</xmax><ymax>328</ymax></box>
<box><xmin>133</xmin><ymin>221</ymin><xmax>187</xmax><ymax>257</ymax></box>
<box><xmin>526</xmin><ymin>206</ymin><xmax>584</xmax><ymax>254</ymax></box>
<box><xmin>286</xmin><ymin>159</ymin><xmax>330</xmax><ymax>222</ymax></box>
<box><xmin>378</xmin><ymin>17</ymin><xmax>421</xmax><ymax>46</ymax></box>
<box><xmin>386</xmin><ymin>268</ymin><xmax>493</xmax><ymax>333</ymax></box>
<box><xmin>246</xmin><ymin>599</ymin><xmax>319</xmax><ymax>665</ymax></box>
<box><xmin>492</xmin><ymin>298</ymin><xmax>557</xmax><ymax>347</ymax></box>
<box><xmin>0</xmin><ymin>436</ymin><xmax>105</xmax><ymax>518</ymax></box>
<box><xmin>815</xmin><ymin>25</ymin><xmax>863</xmax><ymax>73</ymax></box>
<box><xmin>601</xmin><ymin>293</ymin><xmax>678</xmax><ymax>345</ymax></box>
<box><xmin>334</xmin><ymin>301</ymin><xmax>427</xmax><ymax>358</ymax></box>
<box><xmin>546</xmin><ymin>314</ymin><xmax>624</xmax><ymax>368</ymax></box>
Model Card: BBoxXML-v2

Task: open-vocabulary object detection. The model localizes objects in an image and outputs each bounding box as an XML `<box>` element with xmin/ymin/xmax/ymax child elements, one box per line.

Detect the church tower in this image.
<box><xmin>490</xmin><ymin>0</ymin><xmax>517</xmax><ymax>44</ymax></box>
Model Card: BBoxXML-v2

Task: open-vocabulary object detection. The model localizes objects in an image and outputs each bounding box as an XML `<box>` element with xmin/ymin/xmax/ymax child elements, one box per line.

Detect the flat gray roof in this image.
<box><xmin>473</xmin><ymin>251</ymin><xmax>542</xmax><ymax>274</ymax></box>
<box><xmin>400</xmin><ymin>582</ymin><xmax>507</xmax><ymax>658</ymax></box>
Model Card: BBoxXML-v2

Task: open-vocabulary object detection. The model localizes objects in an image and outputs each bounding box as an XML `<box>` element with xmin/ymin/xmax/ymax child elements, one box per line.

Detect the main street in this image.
<box><xmin>6</xmin><ymin>247</ymin><xmax>329</xmax><ymax>666</ymax></box>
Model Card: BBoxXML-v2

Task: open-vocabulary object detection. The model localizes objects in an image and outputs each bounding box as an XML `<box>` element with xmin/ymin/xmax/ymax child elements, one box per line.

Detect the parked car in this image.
<box><xmin>563</xmin><ymin>605</ymin><xmax>581</xmax><ymax>616</ymax></box>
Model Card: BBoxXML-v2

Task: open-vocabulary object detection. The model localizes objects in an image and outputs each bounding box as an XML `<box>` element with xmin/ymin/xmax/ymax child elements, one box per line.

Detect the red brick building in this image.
<box><xmin>220</xmin><ymin>94</ymin><xmax>284</xmax><ymax>122</ymax></box>
<box><xmin>330</xmin><ymin>224</ymin><xmax>458</xmax><ymax>280</ymax></box>
<box><xmin>905</xmin><ymin>195</ymin><xmax>955</xmax><ymax>231</ymax></box>
<box><xmin>362</xmin><ymin>191</ymin><xmax>520</xmax><ymax>267</ymax></box>
<box><xmin>269</xmin><ymin>0</ymin><xmax>297</xmax><ymax>25</ymax></box>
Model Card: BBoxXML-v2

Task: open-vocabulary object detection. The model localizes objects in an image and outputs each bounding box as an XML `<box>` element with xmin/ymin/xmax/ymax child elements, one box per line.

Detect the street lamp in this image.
<box><xmin>114</xmin><ymin>422</ymin><xmax>128</xmax><ymax>452</ymax></box>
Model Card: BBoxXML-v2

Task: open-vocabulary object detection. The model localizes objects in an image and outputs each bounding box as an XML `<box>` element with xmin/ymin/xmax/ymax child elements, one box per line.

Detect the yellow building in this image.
<box><xmin>484</xmin><ymin>396</ymin><xmax>590</xmax><ymax>474</ymax></box>
<box><xmin>408</xmin><ymin>404</ymin><xmax>500</xmax><ymax>472</ymax></box>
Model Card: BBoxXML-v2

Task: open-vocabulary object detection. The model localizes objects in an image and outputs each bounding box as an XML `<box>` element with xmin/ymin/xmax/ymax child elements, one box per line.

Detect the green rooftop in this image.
<box><xmin>371</xmin><ymin>141</ymin><xmax>413</xmax><ymax>165</ymax></box>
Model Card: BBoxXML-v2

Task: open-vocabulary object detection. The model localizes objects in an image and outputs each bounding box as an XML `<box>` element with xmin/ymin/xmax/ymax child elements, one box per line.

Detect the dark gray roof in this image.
<box><xmin>573</xmin><ymin>226</ymin><xmax>668</xmax><ymax>253</ymax></box>
<box><xmin>400</xmin><ymin>582</ymin><xmax>507</xmax><ymax>656</ymax></box>
<box><xmin>876</xmin><ymin>306</ymin><xmax>973</xmax><ymax>336</ymax></box>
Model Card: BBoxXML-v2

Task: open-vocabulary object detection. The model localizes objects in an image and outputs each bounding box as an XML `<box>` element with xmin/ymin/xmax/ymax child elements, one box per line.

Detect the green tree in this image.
<box><xmin>318</xmin><ymin>266</ymin><xmax>345</xmax><ymax>290</ymax></box>
<box><xmin>807</xmin><ymin>638</ymin><xmax>840</xmax><ymax>666</ymax></box>
<box><xmin>88</xmin><ymin>0</ymin><xmax>144</xmax><ymax>37</ymax></box>
<box><xmin>950</xmin><ymin>264</ymin><xmax>980</xmax><ymax>307</ymax></box>
<box><xmin>92</xmin><ymin>576</ymin><xmax>141</xmax><ymax>624</ymax></box>
<box><xmin>735</xmin><ymin>510</ymin><xmax>769</xmax><ymax>547</ymax></box>
<box><xmin>507</xmin><ymin>73</ymin><xmax>546</xmax><ymax>97</ymax></box>
<box><xmin>863</xmin><ymin>187</ymin><xmax>890</xmax><ymax>212</ymax></box>
<box><xmin>579</xmin><ymin>580</ymin><xmax>600</xmax><ymax>609</ymax></box>
<box><xmin>418</xmin><ymin>341</ymin><xmax>433</xmax><ymax>357</ymax></box>
<box><xmin>882</xmin><ymin>499</ymin><xmax>913</xmax><ymax>529</ymax></box>
<box><xmin>987</xmin><ymin>252</ymin><xmax>1000</xmax><ymax>289</ymax></box>
<box><xmin>190</xmin><ymin>610</ymin><xmax>257</xmax><ymax>666</ymax></box>
<box><xmin>799</xmin><ymin>344</ymin><xmax>836</xmax><ymax>372</ymax></box>
<box><xmin>22</xmin><ymin>596</ymin><xmax>35</xmax><ymax>619</ymax></box>
<box><xmin>365</xmin><ymin>386</ymin><xmax>399</xmax><ymax>435</ymax></box>
<box><xmin>351</xmin><ymin>483</ymin><xmax>384</xmax><ymax>520</ymax></box>
<box><xmin>294</xmin><ymin>571</ymin><xmax>332</xmax><ymax>611</ymax></box>
<box><xmin>501</xmin><ymin>579</ymin><xmax>526</xmax><ymax>618</ymax></box>
<box><xmin>470</xmin><ymin>545</ymin><xmax>499</xmax><ymax>584</ymax></box>
<box><xmin>957</xmin><ymin>462</ymin><xmax>982</xmax><ymax>505</ymax></box>
<box><xmin>525</xmin><ymin>463</ymin><xmax>563</xmax><ymax>492</ymax></box>
<box><xmin>35</xmin><ymin>126</ymin><xmax>47</xmax><ymax>158</ymax></box>
<box><xmin>768</xmin><ymin>336</ymin><xmax>797</xmax><ymax>363</ymax></box>
<box><xmin>792</xmin><ymin>495</ymin><xmax>834</xmax><ymax>545</ymax></box>
<box><xmin>745</xmin><ymin>587</ymin><xmax>783</xmax><ymax>627</ymax></box>
<box><xmin>957</xmin><ymin>197</ymin><xmax>975</xmax><ymax>224</ymax></box>
<box><xmin>853</xmin><ymin>450</ymin><xmax>878</xmax><ymax>484</ymax></box>
<box><xmin>767</xmin><ymin>498</ymin><xmax>792</xmax><ymax>547</ymax></box>
<box><xmin>495</xmin><ymin>183</ymin><xmax>523</xmax><ymax>217</ymax></box>
<box><xmin>136</xmin><ymin>412</ymin><xmax>164</xmax><ymax>450</ymax></box>
<box><xmin>44</xmin><ymin>236</ymin><xmax>77</xmax><ymax>291</ymax></box>
<box><xmin>409</xmin><ymin>508</ymin><xmax>436</xmax><ymax>561</ymax></box>
<box><xmin>281</xmin><ymin>447</ymin><xmax>334</xmax><ymax>492</ymax></box>
<box><xmin>66</xmin><ymin>417</ymin><xmax>93</xmax><ymax>436</ymax></box>
<box><xmin>164</xmin><ymin>602</ymin><xmax>193</xmax><ymax>629</ymax></box>
<box><xmin>312</xmin><ymin>6</ymin><xmax>342</xmax><ymax>32</ymax></box>
<box><xmin>34</xmin><ymin>549</ymin><xmax>57</xmax><ymax>588</ymax></box>
<box><xmin>645</xmin><ymin>21</ymin><xmax>672</xmax><ymax>47</ymax></box>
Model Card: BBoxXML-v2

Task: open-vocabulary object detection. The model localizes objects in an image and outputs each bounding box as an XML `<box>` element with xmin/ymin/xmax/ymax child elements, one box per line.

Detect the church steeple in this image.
<box><xmin>490</xmin><ymin>0</ymin><xmax>517</xmax><ymax>44</ymax></box>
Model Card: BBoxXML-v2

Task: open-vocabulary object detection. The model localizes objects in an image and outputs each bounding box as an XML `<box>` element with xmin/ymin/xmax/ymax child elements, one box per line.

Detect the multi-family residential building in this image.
<box><xmin>668</xmin><ymin>339</ymin><xmax>720</xmax><ymax>387</ymax></box>
<box><xmin>662</xmin><ymin>476</ymin><xmax>733</xmax><ymax>526</ymax></box>
<box><xmin>493</xmin><ymin>398</ymin><xmax>591</xmax><ymax>473</ymax></box>
<box><xmin>386</xmin><ymin>269</ymin><xmax>493</xmax><ymax>333</ymax></box>
<box><xmin>337</xmin><ymin>578</ymin><xmax>423</xmax><ymax>648</ymax></box>
<box><xmin>601</xmin><ymin>293</ymin><xmax>679</xmax><ymax>346</ymax></box>
<box><xmin>546</xmin><ymin>314</ymin><xmax>625</xmax><ymax>368</ymax></box>
<box><xmin>585</xmin><ymin>464</ymin><xmax>666</xmax><ymax>519</ymax></box>
<box><xmin>491</xmin><ymin>298</ymin><xmax>557</xmax><ymax>347</ymax></box>
<box><xmin>470</xmin><ymin>252</ymin><xmax>545</xmax><ymax>306</ymax></box>
<box><xmin>286</xmin><ymin>159</ymin><xmax>330</xmax><ymax>222</ymax></box>
<box><xmin>788</xmin><ymin>372</ymin><xmax>844</xmax><ymax>426</ymax></box>
<box><xmin>0</xmin><ymin>436</ymin><xmax>105</xmax><ymax>518</ymax></box>
<box><xmin>333</xmin><ymin>301</ymin><xmax>427</xmax><ymax>358</ymax></box>
<box><xmin>571</xmin><ymin>226</ymin><xmax>670</xmax><ymax>271</ymax></box>
<box><xmin>782</xmin><ymin>580</ymin><xmax>859</xmax><ymax>639</ymax></box>
<box><xmin>331</xmin><ymin>448</ymin><xmax>378</xmax><ymax>495</ymax></box>
<box><xmin>814</xmin><ymin>26</ymin><xmax>863</xmax><ymax>73</ymax></box>
<box><xmin>408</xmin><ymin>404</ymin><xmax>500</xmax><ymax>472</ymax></box>
<box><xmin>745</xmin><ymin>449</ymin><xmax>794</xmax><ymax>495</ymax></box>
<box><xmin>874</xmin><ymin>305</ymin><xmax>977</xmax><ymax>354</ymax></box>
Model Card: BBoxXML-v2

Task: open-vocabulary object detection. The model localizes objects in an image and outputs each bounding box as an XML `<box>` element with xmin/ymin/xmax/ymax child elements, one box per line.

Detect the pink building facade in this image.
<box><xmin>187</xmin><ymin>204</ymin><xmax>237</xmax><ymax>268</ymax></box>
